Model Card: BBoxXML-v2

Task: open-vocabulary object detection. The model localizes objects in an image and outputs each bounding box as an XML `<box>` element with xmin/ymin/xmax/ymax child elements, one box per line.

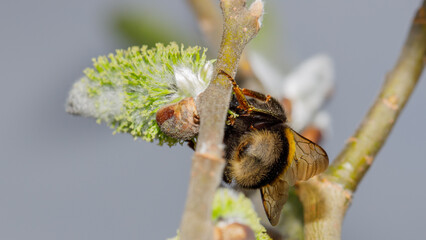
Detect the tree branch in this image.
<box><xmin>297</xmin><ymin>2</ymin><xmax>426</xmax><ymax>239</ymax></box>
<box><xmin>179</xmin><ymin>1</ymin><xmax>264</xmax><ymax>240</ymax></box>
<box><xmin>327</xmin><ymin>0</ymin><xmax>426</xmax><ymax>192</ymax></box>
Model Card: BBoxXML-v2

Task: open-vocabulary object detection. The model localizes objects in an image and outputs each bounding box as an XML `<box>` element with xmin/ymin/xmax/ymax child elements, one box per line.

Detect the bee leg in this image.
<box><xmin>241</xmin><ymin>88</ymin><xmax>272</xmax><ymax>103</ymax></box>
<box><xmin>218</xmin><ymin>70</ymin><xmax>253</xmax><ymax>112</ymax></box>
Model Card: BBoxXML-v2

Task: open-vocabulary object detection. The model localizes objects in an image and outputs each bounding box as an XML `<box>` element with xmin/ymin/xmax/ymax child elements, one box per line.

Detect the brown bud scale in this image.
<box><xmin>156</xmin><ymin>97</ymin><xmax>200</xmax><ymax>140</ymax></box>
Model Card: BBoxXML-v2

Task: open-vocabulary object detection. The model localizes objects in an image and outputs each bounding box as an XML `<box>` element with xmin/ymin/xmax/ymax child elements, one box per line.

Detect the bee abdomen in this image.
<box><xmin>229</xmin><ymin>130</ymin><xmax>289</xmax><ymax>188</ymax></box>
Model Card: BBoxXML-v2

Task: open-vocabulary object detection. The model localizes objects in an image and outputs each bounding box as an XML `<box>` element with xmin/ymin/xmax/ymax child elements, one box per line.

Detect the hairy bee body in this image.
<box><xmin>223</xmin><ymin>94</ymin><xmax>328</xmax><ymax>226</ymax></box>
<box><xmin>223</xmin><ymin>96</ymin><xmax>289</xmax><ymax>187</ymax></box>
<box><xmin>155</xmin><ymin>72</ymin><xmax>329</xmax><ymax>226</ymax></box>
<box><xmin>224</xmin><ymin>128</ymin><xmax>288</xmax><ymax>188</ymax></box>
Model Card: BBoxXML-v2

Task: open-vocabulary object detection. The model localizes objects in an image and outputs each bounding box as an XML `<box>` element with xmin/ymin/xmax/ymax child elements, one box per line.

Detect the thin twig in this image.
<box><xmin>187</xmin><ymin>0</ymin><xmax>267</xmax><ymax>92</ymax></box>
<box><xmin>179</xmin><ymin>1</ymin><xmax>264</xmax><ymax>240</ymax></box>
<box><xmin>297</xmin><ymin>2</ymin><xmax>426</xmax><ymax>239</ymax></box>
<box><xmin>187</xmin><ymin>0</ymin><xmax>222</xmax><ymax>51</ymax></box>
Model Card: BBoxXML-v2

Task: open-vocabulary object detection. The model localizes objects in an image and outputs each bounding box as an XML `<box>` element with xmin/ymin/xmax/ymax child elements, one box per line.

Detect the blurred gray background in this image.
<box><xmin>1</xmin><ymin>0</ymin><xmax>425</xmax><ymax>239</ymax></box>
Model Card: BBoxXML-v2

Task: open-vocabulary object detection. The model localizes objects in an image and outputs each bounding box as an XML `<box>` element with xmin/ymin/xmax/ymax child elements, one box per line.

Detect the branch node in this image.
<box><xmin>365</xmin><ymin>155</ymin><xmax>374</xmax><ymax>165</ymax></box>
<box><xmin>194</xmin><ymin>152</ymin><xmax>224</xmax><ymax>163</ymax></box>
<box><xmin>382</xmin><ymin>95</ymin><xmax>399</xmax><ymax>110</ymax></box>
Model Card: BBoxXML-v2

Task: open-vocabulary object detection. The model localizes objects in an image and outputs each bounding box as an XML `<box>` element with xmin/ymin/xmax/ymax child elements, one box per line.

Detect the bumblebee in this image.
<box><xmin>156</xmin><ymin>71</ymin><xmax>329</xmax><ymax>226</ymax></box>
<box><xmin>221</xmin><ymin>70</ymin><xmax>329</xmax><ymax>226</ymax></box>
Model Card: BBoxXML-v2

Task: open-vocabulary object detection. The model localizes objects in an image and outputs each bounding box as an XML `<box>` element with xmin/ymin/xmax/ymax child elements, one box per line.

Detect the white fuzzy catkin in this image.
<box><xmin>281</xmin><ymin>54</ymin><xmax>334</xmax><ymax>131</ymax></box>
<box><xmin>174</xmin><ymin>60</ymin><xmax>213</xmax><ymax>100</ymax></box>
<box><xmin>250</xmin><ymin>52</ymin><xmax>335</xmax><ymax>133</ymax></box>
<box><xmin>67</xmin><ymin>61</ymin><xmax>214</xmax><ymax>124</ymax></box>
<box><xmin>66</xmin><ymin>77</ymin><xmax>124</xmax><ymax>122</ymax></box>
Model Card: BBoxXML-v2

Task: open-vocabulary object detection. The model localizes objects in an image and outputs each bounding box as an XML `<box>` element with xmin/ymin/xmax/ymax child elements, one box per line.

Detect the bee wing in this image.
<box><xmin>260</xmin><ymin>128</ymin><xmax>329</xmax><ymax>226</ymax></box>
<box><xmin>286</xmin><ymin>128</ymin><xmax>329</xmax><ymax>184</ymax></box>
<box><xmin>260</xmin><ymin>179</ymin><xmax>289</xmax><ymax>226</ymax></box>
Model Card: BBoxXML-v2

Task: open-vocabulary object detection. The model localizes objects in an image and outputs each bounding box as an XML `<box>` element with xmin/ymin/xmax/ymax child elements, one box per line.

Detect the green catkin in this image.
<box><xmin>67</xmin><ymin>42</ymin><xmax>214</xmax><ymax>146</ymax></box>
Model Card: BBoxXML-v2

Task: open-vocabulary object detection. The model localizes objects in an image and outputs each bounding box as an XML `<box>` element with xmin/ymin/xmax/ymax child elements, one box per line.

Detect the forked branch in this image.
<box><xmin>187</xmin><ymin>0</ymin><xmax>222</xmax><ymax>51</ymax></box>
<box><xmin>188</xmin><ymin>0</ymin><xmax>267</xmax><ymax>92</ymax></box>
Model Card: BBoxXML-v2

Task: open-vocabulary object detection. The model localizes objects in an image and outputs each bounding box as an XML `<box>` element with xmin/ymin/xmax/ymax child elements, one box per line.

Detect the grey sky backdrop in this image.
<box><xmin>1</xmin><ymin>0</ymin><xmax>425</xmax><ymax>239</ymax></box>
